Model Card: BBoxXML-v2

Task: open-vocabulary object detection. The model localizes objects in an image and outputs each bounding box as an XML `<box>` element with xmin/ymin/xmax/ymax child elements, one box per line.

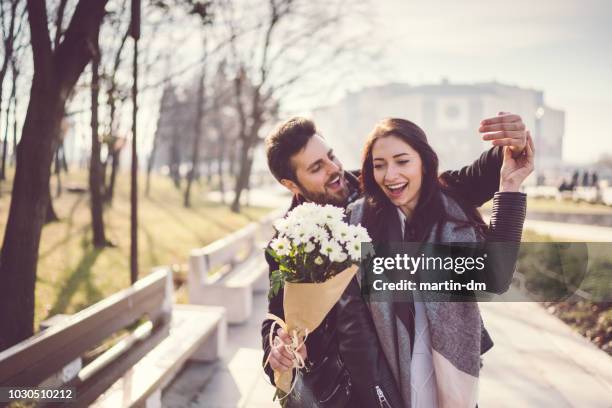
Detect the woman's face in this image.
<box><xmin>371</xmin><ymin>135</ymin><xmax>423</xmax><ymax>211</ymax></box>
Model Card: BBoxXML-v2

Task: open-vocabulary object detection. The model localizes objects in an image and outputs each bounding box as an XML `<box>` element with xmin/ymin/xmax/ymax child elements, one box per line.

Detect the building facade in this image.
<box><xmin>312</xmin><ymin>80</ymin><xmax>564</xmax><ymax>181</ymax></box>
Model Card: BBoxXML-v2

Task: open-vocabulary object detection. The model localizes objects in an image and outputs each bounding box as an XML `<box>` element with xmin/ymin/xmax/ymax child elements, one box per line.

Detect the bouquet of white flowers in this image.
<box><xmin>268</xmin><ymin>202</ymin><xmax>371</xmax><ymax>295</ymax></box>
<box><xmin>264</xmin><ymin>202</ymin><xmax>372</xmax><ymax>402</ymax></box>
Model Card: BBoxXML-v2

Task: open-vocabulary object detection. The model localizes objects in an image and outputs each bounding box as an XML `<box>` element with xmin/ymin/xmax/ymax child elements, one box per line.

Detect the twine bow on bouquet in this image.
<box><xmin>263</xmin><ymin>203</ymin><xmax>371</xmax><ymax>404</ymax></box>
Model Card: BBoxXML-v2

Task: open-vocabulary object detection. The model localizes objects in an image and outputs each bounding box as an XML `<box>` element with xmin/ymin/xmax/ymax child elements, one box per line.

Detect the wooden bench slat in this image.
<box><xmin>0</xmin><ymin>269</ymin><xmax>170</xmax><ymax>386</ymax></box>
<box><xmin>62</xmin><ymin>321</ymin><xmax>171</xmax><ymax>408</ymax></box>
<box><xmin>91</xmin><ymin>305</ymin><xmax>225</xmax><ymax>407</ymax></box>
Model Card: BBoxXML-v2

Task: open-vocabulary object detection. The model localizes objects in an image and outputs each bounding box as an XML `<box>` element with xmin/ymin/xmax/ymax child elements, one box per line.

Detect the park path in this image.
<box><xmin>162</xmin><ymin>291</ymin><xmax>612</xmax><ymax>407</ymax></box>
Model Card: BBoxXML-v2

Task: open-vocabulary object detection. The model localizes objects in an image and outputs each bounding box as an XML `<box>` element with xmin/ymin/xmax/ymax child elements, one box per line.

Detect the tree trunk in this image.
<box><xmin>10</xmin><ymin>58</ymin><xmax>19</xmax><ymax>167</ymax></box>
<box><xmin>230</xmin><ymin>139</ymin><xmax>254</xmax><ymax>213</ymax></box>
<box><xmin>1</xmin><ymin>94</ymin><xmax>10</xmax><ymax>180</ymax></box>
<box><xmin>89</xmin><ymin>49</ymin><xmax>108</xmax><ymax>247</ymax></box>
<box><xmin>206</xmin><ymin>158</ymin><xmax>212</xmax><ymax>184</ymax></box>
<box><xmin>145</xmin><ymin>135</ymin><xmax>158</xmax><ymax>197</ymax></box>
<box><xmin>11</xmin><ymin>92</ymin><xmax>18</xmax><ymax>166</ymax></box>
<box><xmin>184</xmin><ymin>66</ymin><xmax>205</xmax><ymax>208</ymax></box>
<box><xmin>0</xmin><ymin>82</ymin><xmax>63</xmax><ymax>350</ymax></box>
<box><xmin>217</xmin><ymin>137</ymin><xmax>225</xmax><ymax>204</ymax></box>
<box><xmin>60</xmin><ymin>142</ymin><xmax>68</xmax><ymax>171</ymax></box>
<box><xmin>105</xmin><ymin>149</ymin><xmax>120</xmax><ymax>203</ymax></box>
<box><xmin>0</xmin><ymin>0</ymin><xmax>109</xmax><ymax>351</ymax></box>
<box><xmin>169</xmin><ymin>131</ymin><xmax>181</xmax><ymax>189</ymax></box>
<box><xmin>54</xmin><ymin>146</ymin><xmax>62</xmax><ymax>198</ymax></box>
<box><xmin>130</xmin><ymin>0</ymin><xmax>140</xmax><ymax>285</ymax></box>
<box><xmin>228</xmin><ymin>144</ymin><xmax>236</xmax><ymax>177</ymax></box>
<box><xmin>46</xmin><ymin>191</ymin><xmax>59</xmax><ymax>223</ymax></box>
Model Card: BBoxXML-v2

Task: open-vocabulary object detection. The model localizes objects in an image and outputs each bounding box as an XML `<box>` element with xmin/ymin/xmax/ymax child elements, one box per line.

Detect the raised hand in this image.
<box><xmin>479</xmin><ymin>112</ymin><xmax>527</xmax><ymax>156</ymax></box>
<box><xmin>500</xmin><ymin>131</ymin><xmax>535</xmax><ymax>192</ymax></box>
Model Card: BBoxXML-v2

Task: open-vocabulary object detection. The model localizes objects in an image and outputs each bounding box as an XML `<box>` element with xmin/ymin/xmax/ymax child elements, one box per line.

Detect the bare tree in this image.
<box><xmin>184</xmin><ymin>11</ymin><xmax>213</xmax><ymax>206</ymax></box>
<box><xmin>89</xmin><ymin>33</ymin><xmax>111</xmax><ymax>247</ymax></box>
<box><xmin>129</xmin><ymin>0</ymin><xmax>141</xmax><ymax>284</ymax></box>
<box><xmin>222</xmin><ymin>0</ymin><xmax>362</xmax><ymax>212</ymax></box>
<box><xmin>184</xmin><ymin>62</ymin><xmax>206</xmax><ymax>207</ymax></box>
<box><xmin>0</xmin><ymin>0</ymin><xmax>110</xmax><ymax>351</ymax></box>
<box><xmin>103</xmin><ymin>8</ymin><xmax>131</xmax><ymax>203</ymax></box>
<box><xmin>0</xmin><ymin>0</ymin><xmax>26</xmax><ymax>180</ymax></box>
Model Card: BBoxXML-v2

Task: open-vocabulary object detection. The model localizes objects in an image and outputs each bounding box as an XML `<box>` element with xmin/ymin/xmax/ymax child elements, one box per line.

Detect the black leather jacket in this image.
<box><xmin>262</xmin><ymin>147</ymin><xmax>507</xmax><ymax>407</ymax></box>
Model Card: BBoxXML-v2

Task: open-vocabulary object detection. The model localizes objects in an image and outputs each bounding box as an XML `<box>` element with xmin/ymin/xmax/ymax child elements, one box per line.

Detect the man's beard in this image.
<box><xmin>297</xmin><ymin>174</ymin><xmax>350</xmax><ymax>207</ymax></box>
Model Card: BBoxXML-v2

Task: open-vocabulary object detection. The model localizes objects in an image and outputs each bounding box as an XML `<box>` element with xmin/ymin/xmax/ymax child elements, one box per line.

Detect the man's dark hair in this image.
<box><xmin>265</xmin><ymin>117</ymin><xmax>318</xmax><ymax>182</ymax></box>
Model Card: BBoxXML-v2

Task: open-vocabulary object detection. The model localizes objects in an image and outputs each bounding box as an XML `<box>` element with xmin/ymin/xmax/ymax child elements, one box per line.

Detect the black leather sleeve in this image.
<box><xmin>336</xmin><ymin>277</ymin><xmax>404</xmax><ymax>408</ymax></box>
<box><xmin>440</xmin><ymin>146</ymin><xmax>503</xmax><ymax>208</ymax></box>
<box><xmin>481</xmin><ymin>191</ymin><xmax>527</xmax><ymax>294</ymax></box>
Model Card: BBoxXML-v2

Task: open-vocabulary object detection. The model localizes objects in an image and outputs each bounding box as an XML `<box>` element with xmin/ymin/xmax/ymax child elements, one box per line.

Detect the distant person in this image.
<box><xmin>537</xmin><ymin>174</ymin><xmax>546</xmax><ymax>186</ymax></box>
<box><xmin>571</xmin><ymin>170</ymin><xmax>579</xmax><ymax>189</ymax></box>
<box><xmin>559</xmin><ymin>179</ymin><xmax>570</xmax><ymax>192</ymax></box>
<box><xmin>592</xmin><ymin>171</ymin><xmax>599</xmax><ymax>187</ymax></box>
<box><xmin>582</xmin><ymin>171</ymin><xmax>590</xmax><ymax>187</ymax></box>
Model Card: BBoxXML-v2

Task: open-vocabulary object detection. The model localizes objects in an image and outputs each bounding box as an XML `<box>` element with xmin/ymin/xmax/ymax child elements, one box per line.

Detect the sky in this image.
<box><xmin>290</xmin><ymin>0</ymin><xmax>612</xmax><ymax>165</ymax></box>
<box><xmin>47</xmin><ymin>0</ymin><xmax>612</xmax><ymax>166</ymax></box>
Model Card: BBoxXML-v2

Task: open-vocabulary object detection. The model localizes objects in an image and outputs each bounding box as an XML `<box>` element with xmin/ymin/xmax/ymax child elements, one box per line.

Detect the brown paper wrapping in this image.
<box><xmin>272</xmin><ymin>264</ymin><xmax>358</xmax><ymax>393</ymax></box>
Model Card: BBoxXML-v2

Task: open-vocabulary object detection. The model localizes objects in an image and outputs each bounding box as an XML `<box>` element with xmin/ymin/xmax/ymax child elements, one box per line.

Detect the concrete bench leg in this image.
<box><xmin>189</xmin><ymin>285</ymin><xmax>252</xmax><ymax>324</ymax></box>
<box><xmin>253</xmin><ymin>270</ymin><xmax>270</xmax><ymax>294</ymax></box>
<box><xmin>192</xmin><ymin>313</ymin><xmax>227</xmax><ymax>362</ymax></box>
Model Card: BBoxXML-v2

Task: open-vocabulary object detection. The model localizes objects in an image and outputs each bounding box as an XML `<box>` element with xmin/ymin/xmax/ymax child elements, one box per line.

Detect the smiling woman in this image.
<box><xmin>372</xmin><ymin>137</ymin><xmax>424</xmax><ymax>220</ymax></box>
<box><xmin>361</xmin><ymin>118</ymin><xmax>445</xmax><ymax>242</ymax></box>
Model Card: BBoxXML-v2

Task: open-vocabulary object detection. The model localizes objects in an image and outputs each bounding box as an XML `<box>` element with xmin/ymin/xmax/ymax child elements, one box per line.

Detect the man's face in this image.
<box><xmin>282</xmin><ymin>135</ymin><xmax>350</xmax><ymax>206</ymax></box>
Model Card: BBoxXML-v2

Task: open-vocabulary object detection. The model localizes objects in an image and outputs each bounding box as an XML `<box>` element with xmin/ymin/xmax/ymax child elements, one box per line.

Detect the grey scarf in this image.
<box><xmin>349</xmin><ymin>194</ymin><xmax>483</xmax><ymax>408</ymax></box>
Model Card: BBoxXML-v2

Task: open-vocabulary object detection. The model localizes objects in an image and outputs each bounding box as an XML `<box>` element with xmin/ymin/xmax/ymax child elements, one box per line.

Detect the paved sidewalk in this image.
<box><xmin>163</xmin><ymin>292</ymin><xmax>612</xmax><ymax>407</ymax></box>
<box><xmin>479</xmin><ymin>302</ymin><xmax>612</xmax><ymax>407</ymax></box>
<box><xmin>162</xmin><ymin>293</ymin><xmax>277</xmax><ymax>407</ymax></box>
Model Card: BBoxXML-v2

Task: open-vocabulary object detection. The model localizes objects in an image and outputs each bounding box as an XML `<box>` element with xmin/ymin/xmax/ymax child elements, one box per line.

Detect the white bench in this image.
<box><xmin>573</xmin><ymin>186</ymin><xmax>600</xmax><ymax>203</ymax></box>
<box><xmin>0</xmin><ymin>268</ymin><xmax>226</xmax><ymax>408</ymax></box>
<box><xmin>602</xmin><ymin>187</ymin><xmax>612</xmax><ymax>206</ymax></box>
<box><xmin>188</xmin><ymin>210</ymin><xmax>283</xmax><ymax>324</ymax></box>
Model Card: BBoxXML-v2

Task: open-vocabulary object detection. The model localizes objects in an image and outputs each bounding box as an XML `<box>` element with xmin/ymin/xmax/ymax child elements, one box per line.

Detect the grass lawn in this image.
<box><xmin>520</xmin><ymin>228</ymin><xmax>611</xmax><ymax>355</ymax></box>
<box><xmin>0</xmin><ymin>168</ymin><xmax>272</xmax><ymax>329</ymax></box>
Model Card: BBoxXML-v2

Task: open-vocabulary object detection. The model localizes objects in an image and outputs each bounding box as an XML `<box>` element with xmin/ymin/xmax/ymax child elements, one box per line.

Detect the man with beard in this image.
<box><xmin>262</xmin><ymin>114</ymin><xmax>528</xmax><ymax>407</ymax></box>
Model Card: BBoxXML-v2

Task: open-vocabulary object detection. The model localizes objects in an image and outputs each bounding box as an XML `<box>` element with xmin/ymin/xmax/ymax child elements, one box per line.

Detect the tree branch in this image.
<box><xmin>26</xmin><ymin>0</ymin><xmax>53</xmax><ymax>73</ymax></box>
<box><xmin>54</xmin><ymin>0</ymin><xmax>109</xmax><ymax>91</ymax></box>
<box><xmin>53</xmin><ymin>0</ymin><xmax>68</xmax><ymax>50</ymax></box>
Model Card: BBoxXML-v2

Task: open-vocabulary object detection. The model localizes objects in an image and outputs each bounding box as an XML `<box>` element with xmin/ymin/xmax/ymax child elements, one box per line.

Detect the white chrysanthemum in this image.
<box><xmin>348</xmin><ymin>224</ymin><xmax>371</xmax><ymax>243</ymax></box>
<box><xmin>311</xmin><ymin>226</ymin><xmax>329</xmax><ymax>243</ymax></box>
<box><xmin>319</xmin><ymin>205</ymin><xmax>345</xmax><ymax>225</ymax></box>
<box><xmin>290</xmin><ymin>223</ymin><xmax>314</xmax><ymax>245</ymax></box>
<box><xmin>348</xmin><ymin>241</ymin><xmax>362</xmax><ymax>261</ymax></box>
<box><xmin>270</xmin><ymin>237</ymin><xmax>291</xmax><ymax>257</ymax></box>
<box><xmin>274</xmin><ymin>218</ymin><xmax>290</xmax><ymax>235</ymax></box>
<box><xmin>303</xmin><ymin>241</ymin><xmax>316</xmax><ymax>253</ymax></box>
<box><xmin>319</xmin><ymin>239</ymin><xmax>334</xmax><ymax>258</ymax></box>
<box><xmin>290</xmin><ymin>202</ymin><xmax>318</xmax><ymax>220</ymax></box>
<box><xmin>332</xmin><ymin>223</ymin><xmax>353</xmax><ymax>244</ymax></box>
<box><xmin>314</xmin><ymin>256</ymin><xmax>324</xmax><ymax>265</ymax></box>
<box><xmin>355</xmin><ymin>225</ymin><xmax>372</xmax><ymax>243</ymax></box>
<box><xmin>320</xmin><ymin>239</ymin><xmax>342</xmax><ymax>260</ymax></box>
<box><xmin>330</xmin><ymin>249</ymin><xmax>348</xmax><ymax>263</ymax></box>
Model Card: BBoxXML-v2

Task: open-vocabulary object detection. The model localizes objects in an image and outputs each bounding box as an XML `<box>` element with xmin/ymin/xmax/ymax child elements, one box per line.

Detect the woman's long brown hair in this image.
<box><xmin>359</xmin><ymin>118</ymin><xmax>485</xmax><ymax>243</ymax></box>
